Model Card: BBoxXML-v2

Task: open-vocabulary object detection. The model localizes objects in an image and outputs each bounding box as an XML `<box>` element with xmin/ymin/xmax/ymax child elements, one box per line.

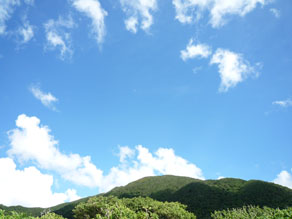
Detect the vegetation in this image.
<box><xmin>73</xmin><ymin>196</ymin><xmax>196</xmax><ymax>219</ymax></box>
<box><xmin>211</xmin><ymin>206</ymin><xmax>292</xmax><ymax>219</ymax></box>
<box><xmin>1</xmin><ymin>175</ymin><xmax>292</xmax><ymax>219</ymax></box>
<box><xmin>0</xmin><ymin>209</ymin><xmax>65</xmax><ymax>219</ymax></box>
<box><xmin>107</xmin><ymin>176</ymin><xmax>292</xmax><ymax>218</ymax></box>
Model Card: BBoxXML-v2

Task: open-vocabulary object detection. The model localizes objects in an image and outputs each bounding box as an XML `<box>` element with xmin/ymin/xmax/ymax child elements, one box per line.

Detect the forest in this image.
<box><xmin>1</xmin><ymin>175</ymin><xmax>292</xmax><ymax>219</ymax></box>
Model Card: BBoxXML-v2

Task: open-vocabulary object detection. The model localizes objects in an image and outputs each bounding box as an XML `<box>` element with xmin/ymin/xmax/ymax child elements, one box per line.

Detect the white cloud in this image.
<box><xmin>274</xmin><ymin>170</ymin><xmax>292</xmax><ymax>189</ymax></box>
<box><xmin>172</xmin><ymin>0</ymin><xmax>210</xmax><ymax>24</ymax></box>
<box><xmin>125</xmin><ymin>16</ymin><xmax>138</xmax><ymax>33</ymax></box>
<box><xmin>18</xmin><ymin>20</ymin><xmax>34</xmax><ymax>43</ymax></box>
<box><xmin>210</xmin><ymin>48</ymin><xmax>258</xmax><ymax>92</ymax></box>
<box><xmin>0</xmin><ymin>157</ymin><xmax>80</xmax><ymax>207</ymax></box>
<box><xmin>72</xmin><ymin>0</ymin><xmax>107</xmax><ymax>44</ymax></box>
<box><xmin>118</xmin><ymin>145</ymin><xmax>135</xmax><ymax>162</ymax></box>
<box><xmin>100</xmin><ymin>145</ymin><xmax>204</xmax><ymax>192</ymax></box>
<box><xmin>44</xmin><ymin>16</ymin><xmax>75</xmax><ymax>60</ymax></box>
<box><xmin>270</xmin><ymin>8</ymin><xmax>280</xmax><ymax>18</ymax></box>
<box><xmin>7</xmin><ymin>114</ymin><xmax>204</xmax><ymax>193</ymax></box>
<box><xmin>8</xmin><ymin>114</ymin><xmax>103</xmax><ymax>188</ymax></box>
<box><xmin>172</xmin><ymin>0</ymin><xmax>270</xmax><ymax>27</ymax></box>
<box><xmin>272</xmin><ymin>99</ymin><xmax>292</xmax><ymax>108</ymax></box>
<box><xmin>120</xmin><ymin>0</ymin><xmax>157</xmax><ymax>33</ymax></box>
<box><xmin>209</xmin><ymin>0</ymin><xmax>267</xmax><ymax>27</ymax></box>
<box><xmin>30</xmin><ymin>85</ymin><xmax>58</xmax><ymax>110</ymax></box>
<box><xmin>0</xmin><ymin>0</ymin><xmax>20</xmax><ymax>35</ymax></box>
<box><xmin>181</xmin><ymin>39</ymin><xmax>212</xmax><ymax>61</ymax></box>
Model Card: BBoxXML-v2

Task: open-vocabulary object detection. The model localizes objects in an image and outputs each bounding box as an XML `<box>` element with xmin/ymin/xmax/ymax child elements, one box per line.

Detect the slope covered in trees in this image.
<box><xmin>106</xmin><ymin>175</ymin><xmax>292</xmax><ymax>218</ymax></box>
<box><xmin>1</xmin><ymin>175</ymin><xmax>292</xmax><ymax>219</ymax></box>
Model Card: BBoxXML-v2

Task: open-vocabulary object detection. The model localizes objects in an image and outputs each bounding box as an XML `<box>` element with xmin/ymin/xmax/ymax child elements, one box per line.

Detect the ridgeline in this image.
<box><xmin>1</xmin><ymin>175</ymin><xmax>292</xmax><ymax>219</ymax></box>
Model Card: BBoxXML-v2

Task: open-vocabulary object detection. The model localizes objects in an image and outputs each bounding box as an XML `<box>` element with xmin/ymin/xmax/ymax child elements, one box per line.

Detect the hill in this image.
<box><xmin>106</xmin><ymin>175</ymin><xmax>292</xmax><ymax>218</ymax></box>
<box><xmin>1</xmin><ymin>175</ymin><xmax>292</xmax><ymax>219</ymax></box>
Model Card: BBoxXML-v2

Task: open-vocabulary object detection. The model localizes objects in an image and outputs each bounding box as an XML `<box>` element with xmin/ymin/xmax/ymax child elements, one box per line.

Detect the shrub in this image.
<box><xmin>211</xmin><ymin>206</ymin><xmax>292</xmax><ymax>219</ymax></box>
<box><xmin>73</xmin><ymin>196</ymin><xmax>196</xmax><ymax>219</ymax></box>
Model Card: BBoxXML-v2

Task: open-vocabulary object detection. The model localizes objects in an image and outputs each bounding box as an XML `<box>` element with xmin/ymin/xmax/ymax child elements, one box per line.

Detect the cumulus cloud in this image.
<box><xmin>44</xmin><ymin>16</ymin><xmax>75</xmax><ymax>60</ymax></box>
<box><xmin>72</xmin><ymin>0</ymin><xmax>107</xmax><ymax>44</ymax></box>
<box><xmin>274</xmin><ymin>170</ymin><xmax>292</xmax><ymax>189</ymax></box>
<box><xmin>272</xmin><ymin>99</ymin><xmax>292</xmax><ymax>108</ymax></box>
<box><xmin>100</xmin><ymin>145</ymin><xmax>204</xmax><ymax>192</ymax></box>
<box><xmin>172</xmin><ymin>0</ymin><xmax>270</xmax><ymax>27</ymax></box>
<box><xmin>0</xmin><ymin>157</ymin><xmax>80</xmax><ymax>207</ymax></box>
<box><xmin>210</xmin><ymin>48</ymin><xmax>258</xmax><ymax>92</ymax></box>
<box><xmin>8</xmin><ymin>114</ymin><xmax>103</xmax><ymax>188</ymax></box>
<box><xmin>181</xmin><ymin>38</ymin><xmax>212</xmax><ymax>61</ymax></box>
<box><xmin>29</xmin><ymin>85</ymin><xmax>58</xmax><ymax>110</ymax></box>
<box><xmin>270</xmin><ymin>8</ymin><xmax>280</xmax><ymax>18</ymax></box>
<box><xmin>120</xmin><ymin>0</ymin><xmax>157</xmax><ymax>33</ymax></box>
<box><xmin>7</xmin><ymin>114</ymin><xmax>204</xmax><ymax>193</ymax></box>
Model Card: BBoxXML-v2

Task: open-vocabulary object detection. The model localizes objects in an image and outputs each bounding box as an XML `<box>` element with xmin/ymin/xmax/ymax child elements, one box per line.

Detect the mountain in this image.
<box><xmin>106</xmin><ymin>175</ymin><xmax>292</xmax><ymax>218</ymax></box>
<box><xmin>1</xmin><ymin>175</ymin><xmax>292</xmax><ymax>219</ymax></box>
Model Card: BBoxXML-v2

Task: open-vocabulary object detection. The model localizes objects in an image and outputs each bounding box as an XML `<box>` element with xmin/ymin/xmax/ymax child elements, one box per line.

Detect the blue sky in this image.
<box><xmin>0</xmin><ymin>0</ymin><xmax>292</xmax><ymax>207</ymax></box>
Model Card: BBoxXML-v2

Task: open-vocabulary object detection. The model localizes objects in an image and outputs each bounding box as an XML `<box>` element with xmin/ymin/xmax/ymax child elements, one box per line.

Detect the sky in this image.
<box><xmin>0</xmin><ymin>0</ymin><xmax>292</xmax><ymax>208</ymax></box>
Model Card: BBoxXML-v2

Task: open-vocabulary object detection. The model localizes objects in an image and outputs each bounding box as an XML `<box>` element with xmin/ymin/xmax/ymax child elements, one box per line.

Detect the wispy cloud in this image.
<box><xmin>0</xmin><ymin>0</ymin><xmax>20</xmax><ymax>35</ymax></box>
<box><xmin>29</xmin><ymin>85</ymin><xmax>58</xmax><ymax>110</ymax></box>
<box><xmin>274</xmin><ymin>169</ymin><xmax>292</xmax><ymax>189</ymax></box>
<box><xmin>210</xmin><ymin>48</ymin><xmax>259</xmax><ymax>92</ymax></box>
<box><xmin>181</xmin><ymin>38</ymin><xmax>212</xmax><ymax>61</ymax></box>
<box><xmin>272</xmin><ymin>99</ymin><xmax>292</xmax><ymax>108</ymax></box>
<box><xmin>8</xmin><ymin>114</ymin><xmax>204</xmax><ymax>194</ymax></box>
<box><xmin>44</xmin><ymin>16</ymin><xmax>75</xmax><ymax>60</ymax></box>
<box><xmin>18</xmin><ymin>19</ymin><xmax>34</xmax><ymax>44</ymax></box>
<box><xmin>173</xmin><ymin>0</ymin><xmax>270</xmax><ymax>27</ymax></box>
<box><xmin>120</xmin><ymin>0</ymin><xmax>158</xmax><ymax>33</ymax></box>
<box><xmin>72</xmin><ymin>0</ymin><xmax>107</xmax><ymax>45</ymax></box>
<box><xmin>270</xmin><ymin>8</ymin><xmax>280</xmax><ymax>18</ymax></box>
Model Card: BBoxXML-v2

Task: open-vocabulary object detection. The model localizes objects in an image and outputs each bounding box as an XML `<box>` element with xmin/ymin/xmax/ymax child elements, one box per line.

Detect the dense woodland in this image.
<box><xmin>1</xmin><ymin>175</ymin><xmax>292</xmax><ymax>219</ymax></box>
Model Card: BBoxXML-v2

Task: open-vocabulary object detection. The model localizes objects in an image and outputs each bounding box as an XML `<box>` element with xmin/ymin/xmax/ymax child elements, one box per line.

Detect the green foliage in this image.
<box><xmin>2</xmin><ymin>175</ymin><xmax>292</xmax><ymax>219</ymax></box>
<box><xmin>0</xmin><ymin>204</ymin><xmax>44</xmax><ymax>217</ymax></box>
<box><xmin>0</xmin><ymin>209</ymin><xmax>65</xmax><ymax>219</ymax></box>
<box><xmin>211</xmin><ymin>206</ymin><xmax>292</xmax><ymax>219</ymax></box>
<box><xmin>107</xmin><ymin>176</ymin><xmax>292</xmax><ymax>218</ymax></box>
<box><xmin>0</xmin><ymin>209</ymin><xmax>35</xmax><ymax>219</ymax></box>
<box><xmin>73</xmin><ymin>196</ymin><xmax>196</xmax><ymax>219</ymax></box>
<box><xmin>38</xmin><ymin>212</ymin><xmax>66</xmax><ymax>219</ymax></box>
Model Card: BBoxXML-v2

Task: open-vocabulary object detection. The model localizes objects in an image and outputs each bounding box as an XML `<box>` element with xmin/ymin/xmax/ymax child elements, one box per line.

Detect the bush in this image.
<box><xmin>73</xmin><ymin>196</ymin><xmax>196</xmax><ymax>219</ymax></box>
<box><xmin>211</xmin><ymin>206</ymin><xmax>292</xmax><ymax>219</ymax></box>
<box><xmin>0</xmin><ymin>210</ymin><xmax>65</xmax><ymax>219</ymax></box>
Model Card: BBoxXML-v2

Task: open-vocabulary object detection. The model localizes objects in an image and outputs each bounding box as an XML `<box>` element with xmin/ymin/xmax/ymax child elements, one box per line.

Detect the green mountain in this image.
<box><xmin>106</xmin><ymin>175</ymin><xmax>292</xmax><ymax>218</ymax></box>
<box><xmin>1</xmin><ymin>175</ymin><xmax>292</xmax><ymax>219</ymax></box>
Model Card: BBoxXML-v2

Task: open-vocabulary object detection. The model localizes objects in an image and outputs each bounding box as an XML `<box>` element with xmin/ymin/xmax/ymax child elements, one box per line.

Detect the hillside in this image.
<box><xmin>106</xmin><ymin>175</ymin><xmax>292</xmax><ymax>218</ymax></box>
<box><xmin>1</xmin><ymin>175</ymin><xmax>292</xmax><ymax>219</ymax></box>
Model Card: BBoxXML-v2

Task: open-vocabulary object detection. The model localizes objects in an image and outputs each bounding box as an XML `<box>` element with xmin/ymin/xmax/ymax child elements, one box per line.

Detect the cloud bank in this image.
<box><xmin>7</xmin><ymin>114</ymin><xmax>204</xmax><ymax>197</ymax></box>
<box><xmin>0</xmin><ymin>157</ymin><xmax>80</xmax><ymax>207</ymax></box>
